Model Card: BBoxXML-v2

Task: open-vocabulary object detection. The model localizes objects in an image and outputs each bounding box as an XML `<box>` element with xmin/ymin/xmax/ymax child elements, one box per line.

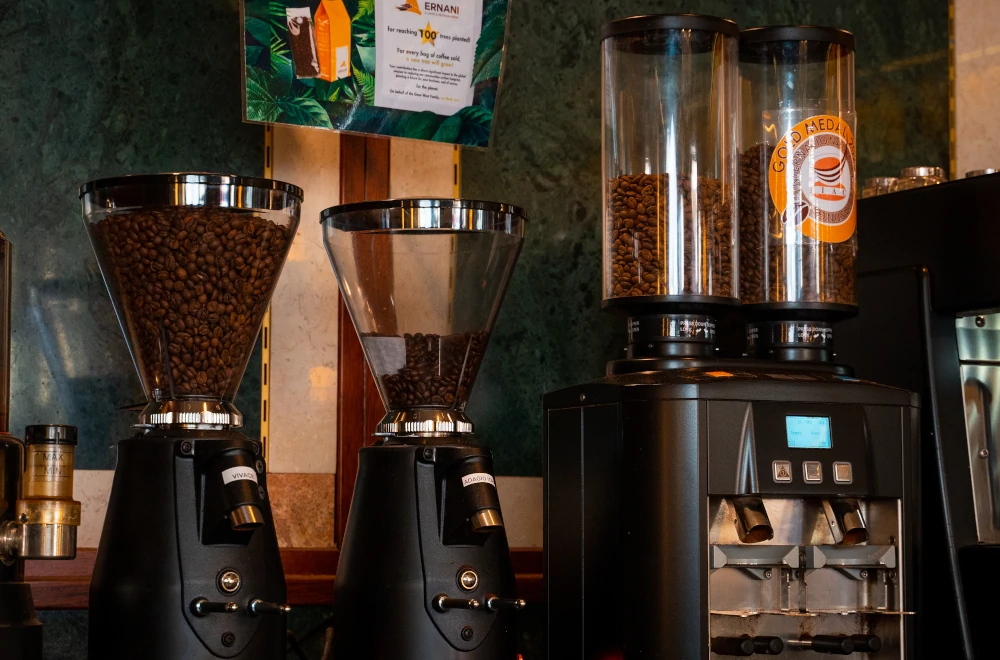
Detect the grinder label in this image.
<box><xmin>768</xmin><ymin>114</ymin><xmax>856</xmax><ymax>243</ymax></box>
<box><xmin>222</xmin><ymin>466</ymin><xmax>259</xmax><ymax>486</ymax></box>
<box><xmin>462</xmin><ymin>472</ymin><xmax>496</xmax><ymax>488</ymax></box>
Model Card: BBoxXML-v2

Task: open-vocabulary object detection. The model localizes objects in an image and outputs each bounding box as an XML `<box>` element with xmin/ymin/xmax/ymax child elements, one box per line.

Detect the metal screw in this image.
<box><xmin>218</xmin><ymin>570</ymin><xmax>241</xmax><ymax>594</ymax></box>
<box><xmin>458</xmin><ymin>569</ymin><xmax>479</xmax><ymax>591</ymax></box>
<box><xmin>763</xmin><ymin>569</ymin><xmax>772</xmax><ymax>579</ymax></box>
<box><xmin>888</xmin><ymin>570</ymin><xmax>897</xmax><ymax>581</ymax></box>
<box><xmin>255</xmin><ymin>459</ymin><xmax>265</xmax><ymax>473</ymax></box>
<box><xmin>889</xmin><ymin>536</ymin><xmax>896</xmax><ymax>545</ymax></box>
<box><xmin>180</xmin><ymin>441</ymin><xmax>193</xmax><ymax>454</ymax></box>
<box><xmin>221</xmin><ymin>632</ymin><xmax>236</xmax><ymax>647</ymax></box>
<box><xmin>860</xmin><ymin>570</ymin><xmax>869</xmax><ymax>579</ymax></box>
<box><xmin>461</xmin><ymin>627</ymin><xmax>474</xmax><ymax>641</ymax></box>
<box><xmin>257</xmin><ymin>486</ymin><xmax>266</xmax><ymax>500</ymax></box>
<box><xmin>579</xmin><ymin>393</ymin><xmax>586</xmax><ymax>402</ymax></box>
<box><xmin>976</xmin><ymin>316</ymin><xmax>986</xmax><ymax>327</ymax></box>
<box><xmin>19</xmin><ymin>514</ymin><xmax>27</xmax><ymax>523</ymax></box>
<box><xmin>981</xmin><ymin>449</ymin><xmax>990</xmax><ymax>459</ymax></box>
<box><xmin>422</xmin><ymin>448</ymin><xmax>434</xmax><ymax>461</ymax></box>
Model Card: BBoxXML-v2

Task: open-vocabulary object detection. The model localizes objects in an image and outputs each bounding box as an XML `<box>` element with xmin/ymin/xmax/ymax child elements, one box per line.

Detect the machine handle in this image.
<box><xmin>248</xmin><ymin>599</ymin><xmax>291</xmax><ymax>615</ymax></box>
<box><xmin>710</xmin><ymin>636</ymin><xmax>755</xmax><ymax>656</ymax></box>
<box><xmin>433</xmin><ymin>594</ymin><xmax>481</xmax><ymax>612</ymax></box>
<box><xmin>485</xmin><ymin>595</ymin><xmax>526</xmax><ymax>611</ymax></box>
<box><xmin>851</xmin><ymin>634</ymin><xmax>882</xmax><ymax>652</ymax></box>
<box><xmin>711</xmin><ymin>636</ymin><xmax>784</xmax><ymax>656</ymax></box>
<box><xmin>752</xmin><ymin>636</ymin><xmax>784</xmax><ymax>654</ymax></box>
<box><xmin>190</xmin><ymin>598</ymin><xmax>238</xmax><ymax>616</ymax></box>
<box><xmin>787</xmin><ymin>635</ymin><xmax>854</xmax><ymax>654</ymax></box>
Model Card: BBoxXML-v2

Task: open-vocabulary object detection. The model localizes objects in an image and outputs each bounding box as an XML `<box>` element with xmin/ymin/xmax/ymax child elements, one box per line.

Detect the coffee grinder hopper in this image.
<box><xmin>321</xmin><ymin>199</ymin><xmax>525</xmax><ymax>436</ymax></box>
<box><xmin>80</xmin><ymin>173</ymin><xmax>303</xmax><ymax>426</ymax></box>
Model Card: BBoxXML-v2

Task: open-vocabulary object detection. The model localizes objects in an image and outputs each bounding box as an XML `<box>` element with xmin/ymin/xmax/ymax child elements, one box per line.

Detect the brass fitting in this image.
<box><xmin>16</xmin><ymin>425</ymin><xmax>80</xmax><ymax>560</ymax></box>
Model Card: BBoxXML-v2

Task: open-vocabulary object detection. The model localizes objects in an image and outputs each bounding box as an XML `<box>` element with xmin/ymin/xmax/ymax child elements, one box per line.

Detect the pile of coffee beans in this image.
<box><xmin>91</xmin><ymin>207</ymin><xmax>293</xmax><ymax>398</ymax></box>
<box><xmin>739</xmin><ymin>143</ymin><xmax>856</xmax><ymax>305</ymax></box>
<box><xmin>377</xmin><ymin>331</ymin><xmax>488</xmax><ymax>407</ymax></box>
<box><xmin>608</xmin><ymin>173</ymin><xmax>734</xmax><ymax>299</ymax></box>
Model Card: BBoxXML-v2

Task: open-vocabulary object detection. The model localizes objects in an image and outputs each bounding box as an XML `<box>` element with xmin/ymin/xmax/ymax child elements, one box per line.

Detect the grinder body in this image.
<box><xmin>89</xmin><ymin>429</ymin><xmax>285</xmax><ymax>660</ymax></box>
<box><xmin>335</xmin><ymin>442</ymin><xmax>517</xmax><ymax>659</ymax></box>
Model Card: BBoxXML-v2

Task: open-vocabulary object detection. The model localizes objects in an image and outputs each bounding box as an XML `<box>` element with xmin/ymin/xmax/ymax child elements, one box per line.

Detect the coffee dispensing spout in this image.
<box><xmin>822</xmin><ymin>498</ymin><xmax>869</xmax><ymax>545</ymax></box>
<box><xmin>729</xmin><ymin>495</ymin><xmax>774</xmax><ymax>543</ymax></box>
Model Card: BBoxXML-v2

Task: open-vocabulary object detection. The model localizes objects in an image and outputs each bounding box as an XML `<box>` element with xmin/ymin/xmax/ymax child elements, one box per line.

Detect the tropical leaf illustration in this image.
<box><xmin>246</xmin><ymin>67</ymin><xmax>282</xmax><ymax>123</ymax></box>
<box><xmin>356</xmin><ymin>45</ymin><xmax>376</xmax><ymax>73</ymax></box>
<box><xmin>433</xmin><ymin>105</ymin><xmax>493</xmax><ymax>145</ymax></box>
<box><xmin>353</xmin><ymin>68</ymin><xmax>376</xmax><ymax>105</ymax></box>
<box><xmin>473</xmin><ymin>0</ymin><xmax>507</xmax><ymax>84</ymax></box>
<box><xmin>278</xmin><ymin>98</ymin><xmax>334</xmax><ymax>128</ymax></box>
<box><xmin>352</xmin><ymin>2</ymin><xmax>376</xmax><ymax>49</ymax></box>
<box><xmin>402</xmin><ymin>112</ymin><xmax>447</xmax><ymax>140</ymax></box>
<box><xmin>245</xmin><ymin>17</ymin><xmax>271</xmax><ymax>46</ymax></box>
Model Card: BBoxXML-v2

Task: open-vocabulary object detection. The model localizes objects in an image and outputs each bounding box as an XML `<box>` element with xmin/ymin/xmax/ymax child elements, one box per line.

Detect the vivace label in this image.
<box><xmin>768</xmin><ymin>115</ymin><xmax>856</xmax><ymax>243</ymax></box>
<box><xmin>222</xmin><ymin>466</ymin><xmax>260</xmax><ymax>486</ymax></box>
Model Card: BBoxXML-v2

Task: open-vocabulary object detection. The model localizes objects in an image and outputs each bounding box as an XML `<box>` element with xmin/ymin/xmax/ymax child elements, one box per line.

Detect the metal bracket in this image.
<box><xmin>711</xmin><ymin>544</ymin><xmax>798</xmax><ymax>580</ymax></box>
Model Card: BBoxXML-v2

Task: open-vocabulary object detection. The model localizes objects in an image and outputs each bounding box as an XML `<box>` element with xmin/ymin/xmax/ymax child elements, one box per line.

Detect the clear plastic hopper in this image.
<box><xmin>80</xmin><ymin>173</ymin><xmax>302</xmax><ymax>424</ymax></box>
<box><xmin>321</xmin><ymin>199</ymin><xmax>524</xmax><ymax>435</ymax></box>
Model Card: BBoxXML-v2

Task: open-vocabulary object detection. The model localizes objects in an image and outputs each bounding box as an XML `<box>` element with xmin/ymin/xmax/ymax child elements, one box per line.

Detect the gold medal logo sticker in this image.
<box><xmin>767</xmin><ymin>115</ymin><xmax>856</xmax><ymax>243</ymax></box>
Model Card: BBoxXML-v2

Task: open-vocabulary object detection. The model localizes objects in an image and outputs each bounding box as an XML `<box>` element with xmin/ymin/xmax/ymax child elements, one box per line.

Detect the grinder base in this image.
<box><xmin>336</xmin><ymin>442</ymin><xmax>518</xmax><ymax>659</ymax></box>
<box><xmin>89</xmin><ymin>430</ymin><xmax>286</xmax><ymax>660</ymax></box>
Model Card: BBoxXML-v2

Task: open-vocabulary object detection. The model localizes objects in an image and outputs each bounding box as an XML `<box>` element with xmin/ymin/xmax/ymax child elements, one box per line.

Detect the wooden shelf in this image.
<box><xmin>24</xmin><ymin>547</ymin><xmax>543</xmax><ymax>609</ymax></box>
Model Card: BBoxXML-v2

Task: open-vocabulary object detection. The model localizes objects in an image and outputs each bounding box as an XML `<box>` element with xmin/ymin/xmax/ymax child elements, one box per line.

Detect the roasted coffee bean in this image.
<box><xmin>91</xmin><ymin>206</ymin><xmax>292</xmax><ymax>398</ymax></box>
<box><xmin>739</xmin><ymin>143</ymin><xmax>856</xmax><ymax>305</ymax></box>
<box><xmin>371</xmin><ymin>332</ymin><xmax>489</xmax><ymax>408</ymax></box>
<box><xmin>607</xmin><ymin>173</ymin><xmax>734</xmax><ymax>299</ymax></box>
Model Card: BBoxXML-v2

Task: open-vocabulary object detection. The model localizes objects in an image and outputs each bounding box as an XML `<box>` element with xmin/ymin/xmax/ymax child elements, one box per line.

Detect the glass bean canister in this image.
<box><xmin>862</xmin><ymin>177</ymin><xmax>897</xmax><ymax>199</ymax></box>
<box><xmin>602</xmin><ymin>14</ymin><xmax>740</xmax><ymax>309</ymax></box>
<box><xmin>895</xmin><ymin>166</ymin><xmax>947</xmax><ymax>191</ymax></box>
<box><xmin>738</xmin><ymin>26</ymin><xmax>858</xmax><ymax>314</ymax></box>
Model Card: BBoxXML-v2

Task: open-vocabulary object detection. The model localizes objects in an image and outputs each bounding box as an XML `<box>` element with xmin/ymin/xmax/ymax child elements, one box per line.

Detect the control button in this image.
<box><xmin>772</xmin><ymin>460</ymin><xmax>793</xmax><ymax>483</ymax></box>
<box><xmin>833</xmin><ymin>461</ymin><xmax>853</xmax><ymax>484</ymax></box>
<box><xmin>803</xmin><ymin>461</ymin><xmax>823</xmax><ymax>483</ymax></box>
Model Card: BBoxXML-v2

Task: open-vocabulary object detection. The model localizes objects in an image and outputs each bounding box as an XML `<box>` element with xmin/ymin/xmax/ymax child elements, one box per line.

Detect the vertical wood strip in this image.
<box><xmin>336</xmin><ymin>135</ymin><xmax>390</xmax><ymax>545</ymax></box>
<box><xmin>261</xmin><ymin>124</ymin><xmax>274</xmax><ymax>464</ymax></box>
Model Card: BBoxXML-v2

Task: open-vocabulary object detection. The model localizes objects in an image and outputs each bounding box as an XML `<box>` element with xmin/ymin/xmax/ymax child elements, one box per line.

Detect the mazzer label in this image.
<box><xmin>222</xmin><ymin>466</ymin><xmax>259</xmax><ymax>486</ymax></box>
<box><xmin>461</xmin><ymin>472</ymin><xmax>496</xmax><ymax>488</ymax></box>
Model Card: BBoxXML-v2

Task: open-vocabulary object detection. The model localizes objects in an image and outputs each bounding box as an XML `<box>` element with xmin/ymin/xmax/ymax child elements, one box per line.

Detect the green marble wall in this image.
<box><xmin>1</xmin><ymin>0</ymin><xmax>264</xmax><ymax>469</ymax></box>
<box><xmin>464</xmin><ymin>0</ymin><xmax>950</xmax><ymax>477</ymax></box>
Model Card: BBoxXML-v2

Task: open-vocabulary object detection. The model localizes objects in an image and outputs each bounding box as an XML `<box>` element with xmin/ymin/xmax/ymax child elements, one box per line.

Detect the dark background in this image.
<box><xmin>0</xmin><ymin>0</ymin><xmax>947</xmax><ymax>657</ymax></box>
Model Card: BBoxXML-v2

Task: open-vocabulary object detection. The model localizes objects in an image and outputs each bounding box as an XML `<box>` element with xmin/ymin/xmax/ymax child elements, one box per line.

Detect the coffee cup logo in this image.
<box><xmin>768</xmin><ymin>115</ymin><xmax>856</xmax><ymax>243</ymax></box>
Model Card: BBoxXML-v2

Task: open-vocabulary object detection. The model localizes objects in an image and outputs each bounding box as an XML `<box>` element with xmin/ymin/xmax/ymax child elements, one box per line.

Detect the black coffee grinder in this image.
<box><xmin>80</xmin><ymin>174</ymin><xmax>302</xmax><ymax>659</ymax></box>
<box><xmin>545</xmin><ymin>18</ymin><xmax>916</xmax><ymax>658</ymax></box>
<box><xmin>321</xmin><ymin>198</ymin><xmax>526</xmax><ymax>659</ymax></box>
<box><xmin>0</xmin><ymin>228</ymin><xmax>82</xmax><ymax>660</ymax></box>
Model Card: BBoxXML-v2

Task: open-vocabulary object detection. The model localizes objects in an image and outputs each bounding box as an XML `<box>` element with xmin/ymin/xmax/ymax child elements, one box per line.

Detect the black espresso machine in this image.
<box><xmin>838</xmin><ymin>172</ymin><xmax>1000</xmax><ymax>659</ymax></box>
<box><xmin>545</xmin><ymin>16</ymin><xmax>917</xmax><ymax>658</ymax></box>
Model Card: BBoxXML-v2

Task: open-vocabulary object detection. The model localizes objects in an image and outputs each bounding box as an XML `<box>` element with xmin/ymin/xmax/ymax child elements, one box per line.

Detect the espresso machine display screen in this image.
<box><xmin>786</xmin><ymin>415</ymin><xmax>833</xmax><ymax>449</ymax></box>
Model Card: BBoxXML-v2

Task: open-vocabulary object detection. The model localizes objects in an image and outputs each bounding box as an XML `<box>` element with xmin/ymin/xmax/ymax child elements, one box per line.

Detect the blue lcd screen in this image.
<box><xmin>786</xmin><ymin>416</ymin><xmax>832</xmax><ymax>449</ymax></box>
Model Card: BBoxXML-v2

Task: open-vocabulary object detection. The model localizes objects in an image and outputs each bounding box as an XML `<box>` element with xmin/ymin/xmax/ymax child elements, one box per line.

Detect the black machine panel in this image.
<box><xmin>545</xmin><ymin>372</ymin><xmax>918</xmax><ymax>659</ymax></box>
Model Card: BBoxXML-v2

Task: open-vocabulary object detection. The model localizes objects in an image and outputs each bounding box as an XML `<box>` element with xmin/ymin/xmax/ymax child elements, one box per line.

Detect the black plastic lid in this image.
<box><xmin>25</xmin><ymin>425</ymin><xmax>78</xmax><ymax>446</ymax></box>
<box><xmin>740</xmin><ymin>25</ymin><xmax>855</xmax><ymax>50</ymax></box>
<box><xmin>79</xmin><ymin>172</ymin><xmax>304</xmax><ymax>201</ymax></box>
<box><xmin>601</xmin><ymin>14</ymin><xmax>739</xmax><ymax>41</ymax></box>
